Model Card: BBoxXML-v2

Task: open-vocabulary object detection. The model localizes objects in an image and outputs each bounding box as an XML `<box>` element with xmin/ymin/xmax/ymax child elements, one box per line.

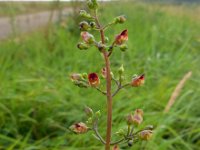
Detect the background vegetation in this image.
<box><xmin>0</xmin><ymin>1</ymin><xmax>199</xmax><ymax>150</ymax></box>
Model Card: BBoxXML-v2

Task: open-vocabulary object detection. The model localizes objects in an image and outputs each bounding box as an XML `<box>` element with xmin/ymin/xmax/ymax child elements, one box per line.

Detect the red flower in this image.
<box><xmin>88</xmin><ymin>73</ymin><xmax>100</xmax><ymax>87</ymax></box>
<box><xmin>131</xmin><ymin>74</ymin><xmax>145</xmax><ymax>87</ymax></box>
<box><xmin>115</xmin><ymin>29</ymin><xmax>128</xmax><ymax>45</ymax></box>
<box><xmin>70</xmin><ymin>122</ymin><xmax>88</xmax><ymax>134</ymax></box>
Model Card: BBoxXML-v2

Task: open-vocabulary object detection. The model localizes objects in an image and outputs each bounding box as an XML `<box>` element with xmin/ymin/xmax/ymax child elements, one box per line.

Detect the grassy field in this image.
<box><xmin>0</xmin><ymin>2</ymin><xmax>200</xmax><ymax>150</ymax></box>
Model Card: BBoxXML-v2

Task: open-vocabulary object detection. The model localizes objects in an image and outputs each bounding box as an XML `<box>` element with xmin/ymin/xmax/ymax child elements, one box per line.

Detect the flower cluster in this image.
<box><xmin>69</xmin><ymin>0</ymin><xmax>153</xmax><ymax>149</ymax></box>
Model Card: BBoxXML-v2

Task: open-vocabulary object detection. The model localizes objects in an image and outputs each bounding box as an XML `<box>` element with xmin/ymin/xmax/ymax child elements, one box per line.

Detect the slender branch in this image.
<box><xmin>94</xmin><ymin>87</ymin><xmax>107</xmax><ymax>95</ymax></box>
<box><xmin>112</xmin><ymin>83</ymin><xmax>130</xmax><ymax>97</ymax></box>
<box><xmin>112</xmin><ymin>77</ymin><xmax>119</xmax><ymax>86</ymax></box>
<box><xmin>110</xmin><ymin>138</ymin><xmax>125</xmax><ymax>145</ymax></box>
<box><xmin>103</xmin><ymin>22</ymin><xmax>115</xmax><ymax>30</ymax></box>
<box><xmin>93</xmin><ymin>120</ymin><xmax>106</xmax><ymax>144</ymax></box>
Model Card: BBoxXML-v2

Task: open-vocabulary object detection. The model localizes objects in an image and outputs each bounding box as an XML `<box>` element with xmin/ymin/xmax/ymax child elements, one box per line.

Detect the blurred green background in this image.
<box><xmin>0</xmin><ymin>1</ymin><xmax>200</xmax><ymax>150</ymax></box>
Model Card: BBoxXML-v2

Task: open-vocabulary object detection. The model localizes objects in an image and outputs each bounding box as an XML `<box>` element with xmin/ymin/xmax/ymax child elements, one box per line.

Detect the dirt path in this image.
<box><xmin>0</xmin><ymin>8</ymin><xmax>72</xmax><ymax>40</ymax></box>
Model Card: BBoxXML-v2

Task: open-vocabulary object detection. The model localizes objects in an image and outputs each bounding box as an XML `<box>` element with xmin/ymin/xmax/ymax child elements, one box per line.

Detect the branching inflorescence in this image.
<box><xmin>69</xmin><ymin>1</ymin><xmax>153</xmax><ymax>150</ymax></box>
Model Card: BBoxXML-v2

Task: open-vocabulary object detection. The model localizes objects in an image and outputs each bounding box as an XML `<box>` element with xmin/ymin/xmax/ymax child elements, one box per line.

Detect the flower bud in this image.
<box><xmin>105</xmin><ymin>37</ymin><xmax>109</xmax><ymax>43</ymax></box>
<box><xmin>101</xmin><ymin>67</ymin><xmax>107</xmax><ymax>78</ymax></box>
<box><xmin>79</xmin><ymin>10</ymin><xmax>92</xmax><ymax>19</ymax></box>
<box><xmin>88</xmin><ymin>73</ymin><xmax>100</xmax><ymax>87</ymax></box>
<box><xmin>95</xmin><ymin>110</ymin><xmax>101</xmax><ymax>118</ymax></box>
<box><xmin>139</xmin><ymin>130</ymin><xmax>153</xmax><ymax>141</ymax></box>
<box><xmin>87</xmin><ymin>117</ymin><xmax>93</xmax><ymax>124</ymax></box>
<box><xmin>70</xmin><ymin>122</ymin><xmax>88</xmax><ymax>134</ymax></box>
<box><xmin>126</xmin><ymin>113</ymin><xmax>134</xmax><ymax>125</ymax></box>
<box><xmin>77</xmin><ymin>42</ymin><xmax>89</xmax><ymax>50</ymax></box>
<box><xmin>81</xmin><ymin>32</ymin><xmax>95</xmax><ymax>44</ymax></box>
<box><xmin>115</xmin><ymin>29</ymin><xmax>128</xmax><ymax>45</ymax></box>
<box><xmin>145</xmin><ymin>125</ymin><xmax>154</xmax><ymax>130</ymax></box>
<box><xmin>79</xmin><ymin>21</ymin><xmax>90</xmax><ymax>31</ymax></box>
<box><xmin>97</xmin><ymin>42</ymin><xmax>106</xmax><ymax>52</ymax></box>
<box><xmin>90</xmin><ymin>22</ymin><xmax>96</xmax><ymax>28</ymax></box>
<box><xmin>87</xmin><ymin>0</ymin><xmax>98</xmax><ymax>10</ymax></box>
<box><xmin>114</xmin><ymin>15</ymin><xmax>126</xmax><ymax>24</ymax></box>
<box><xmin>132</xmin><ymin>109</ymin><xmax>143</xmax><ymax>126</ymax></box>
<box><xmin>84</xmin><ymin>106</ymin><xmax>93</xmax><ymax>117</ymax></box>
<box><xmin>72</xmin><ymin>80</ymin><xmax>89</xmax><ymax>88</ymax></box>
<box><xmin>118</xmin><ymin>64</ymin><xmax>124</xmax><ymax>75</ymax></box>
<box><xmin>131</xmin><ymin>74</ymin><xmax>145</xmax><ymax>87</ymax></box>
<box><xmin>128</xmin><ymin>139</ymin><xmax>133</xmax><ymax>147</ymax></box>
<box><xmin>82</xmin><ymin>73</ymin><xmax>88</xmax><ymax>79</ymax></box>
<box><xmin>70</xmin><ymin>73</ymin><xmax>82</xmax><ymax>81</ymax></box>
<box><xmin>119</xmin><ymin>44</ymin><xmax>128</xmax><ymax>52</ymax></box>
<box><xmin>116</xmin><ymin>129</ymin><xmax>125</xmax><ymax>136</ymax></box>
<box><xmin>112</xmin><ymin>145</ymin><xmax>120</xmax><ymax>150</ymax></box>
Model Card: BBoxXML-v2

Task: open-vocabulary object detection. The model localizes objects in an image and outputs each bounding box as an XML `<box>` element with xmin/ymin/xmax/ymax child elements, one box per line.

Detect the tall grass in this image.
<box><xmin>0</xmin><ymin>2</ymin><xmax>199</xmax><ymax>150</ymax></box>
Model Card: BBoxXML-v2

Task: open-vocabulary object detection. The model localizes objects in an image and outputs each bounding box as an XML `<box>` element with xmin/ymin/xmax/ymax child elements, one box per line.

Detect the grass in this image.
<box><xmin>0</xmin><ymin>1</ymin><xmax>200</xmax><ymax>150</ymax></box>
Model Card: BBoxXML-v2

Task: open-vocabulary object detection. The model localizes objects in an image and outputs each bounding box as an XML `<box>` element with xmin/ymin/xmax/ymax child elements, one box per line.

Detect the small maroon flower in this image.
<box><xmin>81</xmin><ymin>31</ymin><xmax>95</xmax><ymax>44</ymax></box>
<box><xmin>88</xmin><ymin>73</ymin><xmax>100</xmax><ymax>87</ymax></box>
<box><xmin>131</xmin><ymin>74</ymin><xmax>145</xmax><ymax>87</ymax></box>
<box><xmin>70</xmin><ymin>122</ymin><xmax>88</xmax><ymax>134</ymax></box>
<box><xmin>115</xmin><ymin>29</ymin><xmax>128</xmax><ymax>45</ymax></box>
<box><xmin>101</xmin><ymin>67</ymin><xmax>107</xmax><ymax>78</ymax></box>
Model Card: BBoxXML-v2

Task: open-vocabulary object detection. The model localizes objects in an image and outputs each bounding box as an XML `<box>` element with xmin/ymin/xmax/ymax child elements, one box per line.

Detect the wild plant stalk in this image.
<box><xmin>69</xmin><ymin>1</ymin><xmax>153</xmax><ymax>150</ymax></box>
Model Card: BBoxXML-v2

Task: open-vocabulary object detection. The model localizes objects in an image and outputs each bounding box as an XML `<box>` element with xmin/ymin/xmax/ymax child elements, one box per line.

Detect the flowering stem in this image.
<box><xmin>94</xmin><ymin>10</ymin><xmax>112</xmax><ymax>150</ymax></box>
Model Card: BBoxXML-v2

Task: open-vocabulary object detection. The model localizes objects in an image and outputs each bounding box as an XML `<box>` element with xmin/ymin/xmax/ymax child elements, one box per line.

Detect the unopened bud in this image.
<box><xmin>119</xmin><ymin>44</ymin><xmax>128</xmax><ymax>52</ymax></box>
<box><xmin>81</xmin><ymin>32</ymin><xmax>95</xmax><ymax>44</ymax></box>
<box><xmin>79</xmin><ymin>21</ymin><xmax>90</xmax><ymax>31</ymax></box>
<box><xmin>114</xmin><ymin>15</ymin><xmax>126</xmax><ymax>24</ymax></box>
<box><xmin>84</xmin><ymin>106</ymin><xmax>93</xmax><ymax>117</ymax></box>
<box><xmin>118</xmin><ymin>64</ymin><xmax>124</xmax><ymax>75</ymax></box>
<box><xmin>77</xmin><ymin>42</ymin><xmax>89</xmax><ymax>50</ymax></box>
<box><xmin>87</xmin><ymin>0</ymin><xmax>98</xmax><ymax>10</ymax></box>
<box><xmin>97</xmin><ymin>42</ymin><xmax>106</xmax><ymax>52</ymax></box>
<box><xmin>145</xmin><ymin>125</ymin><xmax>154</xmax><ymax>130</ymax></box>
<box><xmin>128</xmin><ymin>139</ymin><xmax>133</xmax><ymax>147</ymax></box>
<box><xmin>126</xmin><ymin>113</ymin><xmax>134</xmax><ymax>125</ymax></box>
<box><xmin>116</xmin><ymin>129</ymin><xmax>125</xmax><ymax>136</ymax></box>
<box><xmin>90</xmin><ymin>22</ymin><xmax>96</xmax><ymax>28</ymax></box>
<box><xmin>82</xmin><ymin>73</ymin><xmax>88</xmax><ymax>79</ymax></box>
<box><xmin>79</xmin><ymin>10</ymin><xmax>92</xmax><ymax>19</ymax></box>
<box><xmin>87</xmin><ymin>117</ymin><xmax>93</xmax><ymax>124</ymax></box>
<box><xmin>139</xmin><ymin>130</ymin><xmax>153</xmax><ymax>141</ymax></box>
<box><xmin>95</xmin><ymin>110</ymin><xmax>101</xmax><ymax>118</ymax></box>
<box><xmin>105</xmin><ymin>37</ymin><xmax>109</xmax><ymax>43</ymax></box>
<box><xmin>72</xmin><ymin>80</ymin><xmax>89</xmax><ymax>88</ymax></box>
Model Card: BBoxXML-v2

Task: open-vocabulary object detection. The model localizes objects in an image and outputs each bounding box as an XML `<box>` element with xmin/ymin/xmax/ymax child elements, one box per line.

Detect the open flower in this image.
<box><xmin>132</xmin><ymin>109</ymin><xmax>143</xmax><ymax>125</ymax></box>
<box><xmin>131</xmin><ymin>74</ymin><xmax>145</xmax><ymax>87</ymax></box>
<box><xmin>115</xmin><ymin>29</ymin><xmax>128</xmax><ymax>45</ymax></box>
<box><xmin>139</xmin><ymin>130</ymin><xmax>153</xmax><ymax>140</ymax></box>
<box><xmin>88</xmin><ymin>73</ymin><xmax>100</xmax><ymax>87</ymax></box>
<box><xmin>81</xmin><ymin>31</ymin><xmax>95</xmax><ymax>44</ymax></box>
<box><xmin>70</xmin><ymin>122</ymin><xmax>88</xmax><ymax>134</ymax></box>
